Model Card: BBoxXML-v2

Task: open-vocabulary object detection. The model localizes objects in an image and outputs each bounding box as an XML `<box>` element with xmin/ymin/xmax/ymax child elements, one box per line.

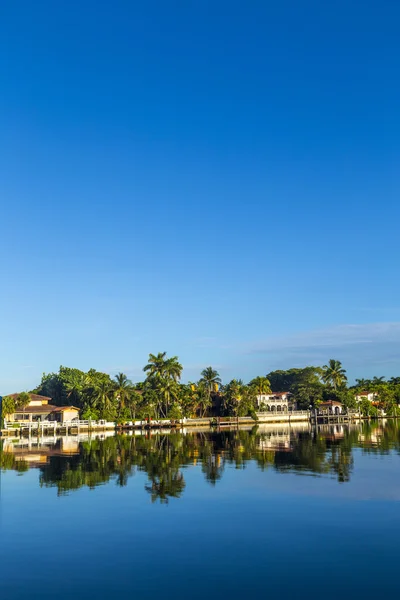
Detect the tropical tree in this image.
<box><xmin>113</xmin><ymin>372</ymin><xmax>133</xmax><ymax>419</ymax></box>
<box><xmin>200</xmin><ymin>367</ymin><xmax>222</xmax><ymax>394</ymax></box>
<box><xmin>1</xmin><ymin>396</ymin><xmax>16</xmax><ymax>425</ymax></box>
<box><xmin>199</xmin><ymin>367</ymin><xmax>222</xmax><ymax>414</ymax></box>
<box><xmin>14</xmin><ymin>392</ymin><xmax>31</xmax><ymax>409</ymax></box>
<box><xmin>164</xmin><ymin>356</ymin><xmax>183</xmax><ymax>382</ymax></box>
<box><xmin>223</xmin><ymin>380</ymin><xmax>257</xmax><ymax>417</ymax></box>
<box><xmin>196</xmin><ymin>380</ymin><xmax>213</xmax><ymax>417</ymax></box>
<box><xmin>143</xmin><ymin>352</ymin><xmax>168</xmax><ymax>379</ymax></box>
<box><xmin>322</xmin><ymin>359</ymin><xmax>347</xmax><ymax>390</ymax></box>
<box><xmin>248</xmin><ymin>376</ymin><xmax>271</xmax><ymax>396</ymax></box>
<box><xmin>157</xmin><ymin>377</ymin><xmax>180</xmax><ymax>417</ymax></box>
<box><xmin>92</xmin><ymin>380</ymin><xmax>116</xmax><ymax>419</ymax></box>
<box><xmin>143</xmin><ymin>352</ymin><xmax>182</xmax><ymax>382</ymax></box>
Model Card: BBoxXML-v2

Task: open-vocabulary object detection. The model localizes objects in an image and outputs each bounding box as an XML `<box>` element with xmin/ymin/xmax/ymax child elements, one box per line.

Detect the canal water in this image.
<box><xmin>1</xmin><ymin>421</ymin><xmax>400</xmax><ymax>599</ymax></box>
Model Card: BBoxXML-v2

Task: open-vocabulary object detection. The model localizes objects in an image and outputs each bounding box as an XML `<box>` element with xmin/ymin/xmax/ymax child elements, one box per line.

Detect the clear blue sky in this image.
<box><xmin>1</xmin><ymin>0</ymin><xmax>399</xmax><ymax>393</ymax></box>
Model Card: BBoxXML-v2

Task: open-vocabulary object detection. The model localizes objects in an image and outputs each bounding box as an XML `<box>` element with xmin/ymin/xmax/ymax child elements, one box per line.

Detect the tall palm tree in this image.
<box><xmin>157</xmin><ymin>378</ymin><xmax>179</xmax><ymax>417</ymax></box>
<box><xmin>164</xmin><ymin>356</ymin><xmax>183</xmax><ymax>382</ymax></box>
<box><xmin>322</xmin><ymin>359</ymin><xmax>347</xmax><ymax>390</ymax></box>
<box><xmin>223</xmin><ymin>379</ymin><xmax>246</xmax><ymax>416</ymax></box>
<box><xmin>113</xmin><ymin>372</ymin><xmax>133</xmax><ymax>417</ymax></box>
<box><xmin>195</xmin><ymin>381</ymin><xmax>212</xmax><ymax>417</ymax></box>
<box><xmin>248</xmin><ymin>376</ymin><xmax>271</xmax><ymax>396</ymax></box>
<box><xmin>199</xmin><ymin>366</ymin><xmax>222</xmax><ymax>404</ymax></box>
<box><xmin>144</xmin><ymin>352</ymin><xmax>182</xmax><ymax>382</ymax></box>
<box><xmin>144</xmin><ymin>352</ymin><xmax>168</xmax><ymax>379</ymax></box>
<box><xmin>92</xmin><ymin>380</ymin><xmax>115</xmax><ymax>416</ymax></box>
<box><xmin>355</xmin><ymin>378</ymin><xmax>370</xmax><ymax>390</ymax></box>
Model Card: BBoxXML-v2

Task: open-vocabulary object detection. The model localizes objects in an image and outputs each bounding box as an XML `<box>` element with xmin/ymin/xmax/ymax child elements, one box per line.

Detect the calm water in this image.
<box><xmin>1</xmin><ymin>421</ymin><xmax>400</xmax><ymax>599</ymax></box>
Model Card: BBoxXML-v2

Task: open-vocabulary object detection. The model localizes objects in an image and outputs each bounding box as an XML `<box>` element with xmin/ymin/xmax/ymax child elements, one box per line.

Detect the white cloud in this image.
<box><xmin>237</xmin><ymin>322</ymin><xmax>400</xmax><ymax>378</ymax></box>
<box><xmin>245</xmin><ymin>322</ymin><xmax>400</xmax><ymax>354</ymax></box>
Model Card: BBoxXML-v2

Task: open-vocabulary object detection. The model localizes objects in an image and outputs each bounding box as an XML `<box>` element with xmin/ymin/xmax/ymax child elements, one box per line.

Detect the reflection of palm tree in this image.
<box><xmin>145</xmin><ymin>471</ymin><xmax>185</xmax><ymax>503</ymax></box>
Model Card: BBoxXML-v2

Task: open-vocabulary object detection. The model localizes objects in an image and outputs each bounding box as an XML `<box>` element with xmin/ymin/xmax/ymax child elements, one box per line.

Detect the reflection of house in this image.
<box><xmin>6</xmin><ymin>393</ymin><xmax>79</xmax><ymax>424</ymax></box>
<box><xmin>2</xmin><ymin>437</ymin><xmax>80</xmax><ymax>467</ymax></box>
<box><xmin>318</xmin><ymin>425</ymin><xmax>345</xmax><ymax>440</ymax></box>
<box><xmin>258</xmin><ymin>429</ymin><xmax>292</xmax><ymax>451</ymax></box>
<box><xmin>256</xmin><ymin>392</ymin><xmax>292</xmax><ymax>412</ymax></box>
<box><xmin>318</xmin><ymin>400</ymin><xmax>343</xmax><ymax>415</ymax></box>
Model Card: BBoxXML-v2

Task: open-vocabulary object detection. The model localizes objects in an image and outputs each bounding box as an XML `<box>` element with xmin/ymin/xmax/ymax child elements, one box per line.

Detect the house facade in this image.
<box><xmin>355</xmin><ymin>392</ymin><xmax>376</xmax><ymax>403</ymax></box>
<box><xmin>317</xmin><ymin>400</ymin><xmax>343</xmax><ymax>415</ymax></box>
<box><xmin>4</xmin><ymin>393</ymin><xmax>79</xmax><ymax>425</ymax></box>
<box><xmin>256</xmin><ymin>392</ymin><xmax>293</xmax><ymax>412</ymax></box>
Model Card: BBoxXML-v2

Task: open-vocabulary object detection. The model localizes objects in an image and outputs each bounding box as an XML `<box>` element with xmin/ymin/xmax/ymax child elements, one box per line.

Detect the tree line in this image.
<box><xmin>2</xmin><ymin>355</ymin><xmax>400</xmax><ymax>422</ymax></box>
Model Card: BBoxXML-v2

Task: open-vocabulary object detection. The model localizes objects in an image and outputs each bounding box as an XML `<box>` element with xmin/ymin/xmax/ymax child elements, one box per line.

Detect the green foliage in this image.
<box><xmin>81</xmin><ymin>408</ymin><xmax>100</xmax><ymax>420</ymax></box>
<box><xmin>1</xmin><ymin>395</ymin><xmax>16</xmax><ymax>419</ymax></box>
<box><xmin>167</xmin><ymin>404</ymin><xmax>183</xmax><ymax>420</ymax></box>
<box><xmin>223</xmin><ymin>379</ymin><xmax>257</xmax><ymax>417</ymax></box>
<box><xmin>5</xmin><ymin>354</ymin><xmax>399</xmax><ymax>422</ymax></box>
<box><xmin>266</xmin><ymin>367</ymin><xmax>324</xmax><ymax>408</ymax></box>
<box><xmin>248</xmin><ymin>376</ymin><xmax>271</xmax><ymax>396</ymax></box>
<box><xmin>322</xmin><ymin>359</ymin><xmax>347</xmax><ymax>390</ymax></box>
<box><xmin>15</xmin><ymin>392</ymin><xmax>31</xmax><ymax>408</ymax></box>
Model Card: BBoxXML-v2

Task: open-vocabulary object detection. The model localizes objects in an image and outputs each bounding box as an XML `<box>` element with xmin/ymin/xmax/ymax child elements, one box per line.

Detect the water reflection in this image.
<box><xmin>2</xmin><ymin>421</ymin><xmax>400</xmax><ymax>500</ymax></box>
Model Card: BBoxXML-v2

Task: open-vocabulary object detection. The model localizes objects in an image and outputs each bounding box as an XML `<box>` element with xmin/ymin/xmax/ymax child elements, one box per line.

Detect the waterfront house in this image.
<box><xmin>317</xmin><ymin>400</ymin><xmax>343</xmax><ymax>415</ymax></box>
<box><xmin>5</xmin><ymin>393</ymin><xmax>80</xmax><ymax>425</ymax></box>
<box><xmin>355</xmin><ymin>391</ymin><xmax>376</xmax><ymax>403</ymax></box>
<box><xmin>256</xmin><ymin>392</ymin><xmax>293</xmax><ymax>412</ymax></box>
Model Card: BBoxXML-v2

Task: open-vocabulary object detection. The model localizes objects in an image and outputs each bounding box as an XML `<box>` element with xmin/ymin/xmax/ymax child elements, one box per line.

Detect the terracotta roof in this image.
<box><xmin>8</xmin><ymin>393</ymin><xmax>52</xmax><ymax>402</ymax></box>
<box><xmin>319</xmin><ymin>400</ymin><xmax>342</xmax><ymax>407</ymax></box>
<box><xmin>51</xmin><ymin>406</ymin><xmax>80</xmax><ymax>412</ymax></box>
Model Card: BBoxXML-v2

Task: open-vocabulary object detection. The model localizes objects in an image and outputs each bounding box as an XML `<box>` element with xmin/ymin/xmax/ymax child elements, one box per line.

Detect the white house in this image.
<box><xmin>256</xmin><ymin>392</ymin><xmax>292</xmax><ymax>412</ymax></box>
<box><xmin>355</xmin><ymin>392</ymin><xmax>376</xmax><ymax>403</ymax></box>
<box><xmin>4</xmin><ymin>393</ymin><xmax>80</xmax><ymax>425</ymax></box>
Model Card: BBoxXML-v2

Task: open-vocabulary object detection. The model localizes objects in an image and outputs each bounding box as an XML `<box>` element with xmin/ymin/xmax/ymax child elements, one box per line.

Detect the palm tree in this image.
<box><xmin>355</xmin><ymin>378</ymin><xmax>371</xmax><ymax>390</ymax></box>
<box><xmin>248</xmin><ymin>376</ymin><xmax>271</xmax><ymax>396</ymax></box>
<box><xmin>164</xmin><ymin>356</ymin><xmax>183</xmax><ymax>382</ymax></box>
<box><xmin>113</xmin><ymin>372</ymin><xmax>133</xmax><ymax>418</ymax></box>
<box><xmin>198</xmin><ymin>367</ymin><xmax>221</xmax><ymax>416</ymax></box>
<box><xmin>157</xmin><ymin>378</ymin><xmax>179</xmax><ymax>416</ymax></box>
<box><xmin>144</xmin><ymin>352</ymin><xmax>182</xmax><ymax>382</ymax></box>
<box><xmin>223</xmin><ymin>379</ymin><xmax>247</xmax><ymax>416</ymax></box>
<box><xmin>372</xmin><ymin>376</ymin><xmax>385</xmax><ymax>389</ymax></box>
<box><xmin>200</xmin><ymin>367</ymin><xmax>221</xmax><ymax>393</ymax></box>
<box><xmin>196</xmin><ymin>381</ymin><xmax>212</xmax><ymax>417</ymax></box>
<box><xmin>144</xmin><ymin>352</ymin><xmax>168</xmax><ymax>379</ymax></box>
<box><xmin>64</xmin><ymin>372</ymin><xmax>89</xmax><ymax>406</ymax></box>
<box><xmin>322</xmin><ymin>359</ymin><xmax>347</xmax><ymax>390</ymax></box>
<box><xmin>92</xmin><ymin>380</ymin><xmax>115</xmax><ymax>417</ymax></box>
